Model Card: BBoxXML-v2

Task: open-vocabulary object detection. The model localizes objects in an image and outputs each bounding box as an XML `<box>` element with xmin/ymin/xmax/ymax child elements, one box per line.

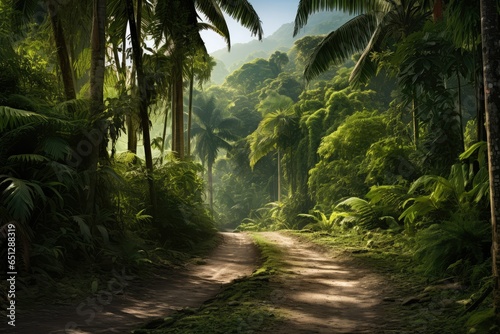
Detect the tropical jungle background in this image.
<box><xmin>1</xmin><ymin>0</ymin><xmax>500</xmax><ymax>331</ymax></box>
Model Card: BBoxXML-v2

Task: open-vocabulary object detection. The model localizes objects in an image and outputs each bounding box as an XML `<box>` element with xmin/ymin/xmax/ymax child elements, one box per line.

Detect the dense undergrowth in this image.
<box><xmin>0</xmin><ymin>102</ymin><xmax>218</xmax><ymax>304</ymax></box>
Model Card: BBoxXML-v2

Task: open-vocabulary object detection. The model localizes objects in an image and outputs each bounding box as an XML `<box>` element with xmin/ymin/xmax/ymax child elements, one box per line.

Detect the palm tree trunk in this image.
<box><xmin>87</xmin><ymin>0</ymin><xmax>106</xmax><ymax>215</ymax></box>
<box><xmin>476</xmin><ymin>70</ymin><xmax>487</xmax><ymax>142</ymax></box>
<box><xmin>171</xmin><ymin>80</ymin><xmax>176</xmax><ymax>153</ymax></box>
<box><xmin>412</xmin><ymin>92</ymin><xmax>419</xmax><ymax>147</ymax></box>
<box><xmin>187</xmin><ymin>61</ymin><xmax>194</xmax><ymax>157</ymax></box>
<box><xmin>173</xmin><ymin>62</ymin><xmax>185</xmax><ymax>159</ymax></box>
<box><xmin>433</xmin><ymin>0</ymin><xmax>444</xmax><ymax>21</ymax></box>
<box><xmin>480</xmin><ymin>0</ymin><xmax>500</xmax><ymax>322</ymax></box>
<box><xmin>277</xmin><ymin>148</ymin><xmax>281</xmax><ymax>202</ymax></box>
<box><xmin>457</xmin><ymin>68</ymin><xmax>464</xmax><ymax>151</ymax></box>
<box><xmin>47</xmin><ymin>0</ymin><xmax>76</xmax><ymax>101</ymax></box>
<box><xmin>160</xmin><ymin>98</ymin><xmax>169</xmax><ymax>165</ymax></box>
<box><xmin>208</xmin><ymin>162</ymin><xmax>213</xmax><ymax>215</ymax></box>
<box><xmin>126</xmin><ymin>0</ymin><xmax>157</xmax><ymax>216</ymax></box>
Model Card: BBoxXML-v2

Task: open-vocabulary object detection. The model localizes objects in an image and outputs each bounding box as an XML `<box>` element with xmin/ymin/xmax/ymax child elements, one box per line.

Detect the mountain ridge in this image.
<box><xmin>209</xmin><ymin>11</ymin><xmax>353</xmax><ymax>83</ymax></box>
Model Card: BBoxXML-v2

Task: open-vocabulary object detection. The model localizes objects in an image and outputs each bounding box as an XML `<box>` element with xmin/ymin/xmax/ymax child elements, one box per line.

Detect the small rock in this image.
<box><xmin>228</xmin><ymin>301</ymin><xmax>240</xmax><ymax>306</ymax></box>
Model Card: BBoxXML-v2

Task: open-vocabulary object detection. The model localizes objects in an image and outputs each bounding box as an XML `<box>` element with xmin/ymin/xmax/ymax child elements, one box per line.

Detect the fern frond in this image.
<box><xmin>0</xmin><ymin>106</ymin><xmax>47</xmax><ymax>132</ymax></box>
<box><xmin>0</xmin><ymin>176</ymin><xmax>45</xmax><ymax>223</ymax></box>
<box><xmin>7</xmin><ymin>154</ymin><xmax>49</xmax><ymax>163</ymax></box>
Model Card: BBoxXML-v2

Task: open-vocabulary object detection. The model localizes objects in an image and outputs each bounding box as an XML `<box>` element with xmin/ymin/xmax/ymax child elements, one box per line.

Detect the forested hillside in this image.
<box><xmin>209</xmin><ymin>11</ymin><xmax>352</xmax><ymax>82</ymax></box>
<box><xmin>1</xmin><ymin>0</ymin><xmax>500</xmax><ymax>333</ymax></box>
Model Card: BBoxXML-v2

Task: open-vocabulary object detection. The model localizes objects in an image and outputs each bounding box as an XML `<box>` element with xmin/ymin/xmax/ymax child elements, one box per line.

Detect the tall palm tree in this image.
<box><xmin>125</xmin><ymin>0</ymin><xmax>157</xmax><ymax>216</ymax></box>
<box><xmin>86</xmin><ymin>0</ymin><xmax>107</xmax><ymax>215</ymax></box>
<box><xmin>191</xmin><ymin>95</ymin><xmax>239</xmax><ymax>213</ymax></box>
<box><xmin>248</xmin><ymin>109</ymin><xmax>299</xmax><ymax>202</ymax></box>
<box><xmin>480</xmin><ymin>0</ymin><xmax>500</xmax><ymax>321</ymax></box>
<box><xmin>293</xmin><ymin>0</ymin><xmax>431</xmax><ymax>85</ymax></box>
<box><xmin>154</xmin><ymin>0</ymin><xmax>263</xmax><ymax>159</ymax></box>
<box><xmin>187</xmin><ymin>50</ymin><xmax>216</xmax><ymax>157</ymax></box>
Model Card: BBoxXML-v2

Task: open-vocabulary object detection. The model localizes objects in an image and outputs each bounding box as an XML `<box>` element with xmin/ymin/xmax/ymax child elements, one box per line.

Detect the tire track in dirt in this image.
<box><xmin>5</xmin><ymin>232</ymin><xmax>258</xmax><ymax>334</ymax></box>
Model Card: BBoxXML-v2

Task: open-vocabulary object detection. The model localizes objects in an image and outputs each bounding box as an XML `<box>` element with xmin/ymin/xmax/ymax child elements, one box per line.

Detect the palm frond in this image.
<box><xmin>72</xmin><ymin>215</ymin><xmax>92</xmax><ymax>242</ymax></box>
<box><xmin>7</xmin><ymin>154</ymin><xmax>49</xmax><ymax>163</ymax></box>
<box><xmin>304</xmin><ymin>13</ymin><xmax>378</xmax><ymax>81</ymax></box>
<box><xmin>293</xmin><ymin>0</ymin><xmax>388</xmax><ymax>36</ymax></box>
<box><xmin>0</xmin><ymin>176</ymin><xmax>44</xmax><ymax>223</ymax></box>
<box><xmin>195</xmin><ymin>0</ymin><xmax>231</xmax><ymax>48</ymax></box>
<box><xmin>41</xmin><ymin>137</ymin><xmax>72</xmax><ymax>161</ymax></box>
<box><xmin>349</xmin><ymin>12</ymin><xmax>389</xmax><ymax>85</ymax></box>
<box><xmin>336</xmin><ymin>197</ymin><xmax>379</xmax><ymax>229</ymax></box>
<box><xmin>0</xmin><ymin>106</ymin><xmax>47</xmax><ymax>132</ymax></box>
<box><xmin>217</xmin><ymin>0</ymin><xmax>263</xmax><ymax>40</ymax></box>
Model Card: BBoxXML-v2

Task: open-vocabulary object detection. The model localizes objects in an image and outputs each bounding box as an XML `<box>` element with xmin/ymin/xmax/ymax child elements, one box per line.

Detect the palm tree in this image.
<box><xmin>125</xmin><ymin>0</ymin><xmax>157</xmax><ymax>216</ymax></box>
<box><xmin>293</xmin><ymin>0</ymin><xmax>430</xmax><ymax>85</ymax></box>
<box><xmin>86</xmin><ymin>0</ymin><xmax>107</xmax><ymax>215</ymax></box>
<box><xmin>191</xmin><ymin>95</ymin><xmax>239</xmax><ymax>213</ymax></box>
<box><xmin>479</xmin><ymin>0</ymin><xmax>500</xmax><ymax>320</ymax></box>
<box><xmin>154</xmin><ymin>0</ymin><xmax>263</xmax><ymax>159</ymax></box>
<box><xmin>187</xmin><ymin>50</ymin><xmax>216</xmax><ymax>157</ymax></box>
<box><xmin>248</xmin><ymin>109</ymin><xmax>299</xmax><ymax>202</ymax></box>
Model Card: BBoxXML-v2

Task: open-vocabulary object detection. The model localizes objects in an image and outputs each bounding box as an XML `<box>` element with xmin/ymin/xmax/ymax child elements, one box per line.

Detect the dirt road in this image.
<box><xmin>259</xmin><ymin>232</ymin><xmax>393</xmax><ymax>333</ymax></box>
<box><xmin>6</xmin><ymin>231</ymin><xmax>403</xmax><ymax>334</ymax></box>
<box><xmin>6</xmin><ymin>232</ymin><xmax>258</xmax><ymax>334</ymax></box>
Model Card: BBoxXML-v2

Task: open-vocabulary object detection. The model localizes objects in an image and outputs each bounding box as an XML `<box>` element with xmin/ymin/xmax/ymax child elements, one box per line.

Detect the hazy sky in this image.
<box><xmin>201</xmin><ymin>0</ymin><xmax>301</xmax><ymax>53</ymax></box>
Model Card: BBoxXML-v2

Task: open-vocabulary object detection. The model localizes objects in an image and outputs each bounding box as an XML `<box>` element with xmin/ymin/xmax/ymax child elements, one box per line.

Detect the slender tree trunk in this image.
<box><xmin>457</xmin><ymin>69</ymin><xmax>464</xmax><ymax>151</ymax></box>
<box><xmin>171</xmin><ymin>77</ymin><xmax>177</xmax><ymax>153</ymax></box>
<box><xmin>208</xmin><ymin>162</ymin><xmax>213</xmax><ymax>215</ymax></box>
<box><xmin>47</xmin><ymin>0</ymin><xmax>76</xmax><ymax>100</ymax></box>
<box><xmin>160</xmin><ymin>98</ymin><xmax>169</xmax><ymax>165</ymax></box>
<box><xmin>126</xmin><ymin>0</ymin><xmax>157</xmax><ymax>216</ymax></box>
<box><xmin>433</xmin><ymin>0</ymin><xmax>444</xmax><ymax>22</ymax></box>
<box><xmin>480</xmin><ymin>0</ymin><xmax>500</xmax><ymax>322</ymax></box>
<box><xmin>87</xmin><ymin>0</ymin><xmax>106</xmax><ymax>215</ymax></box>
<box><xmin>277</xmin><ymin>148</ymin><xmax>281</xmax><ymax>202</ymax></box>
<box><xmin>412</xmin><ymin>92</ymin><xmax>419</xmax><ymax>147</ymax></box>
<box><xmin>187</xmin><ymin>61</ymin><xmax>195</xmax><ymax>157</ymax></box>
<box><xmin>173</xmin><ymin>62</ymin><xmax>185</xmax><ymax>159</ymax></box>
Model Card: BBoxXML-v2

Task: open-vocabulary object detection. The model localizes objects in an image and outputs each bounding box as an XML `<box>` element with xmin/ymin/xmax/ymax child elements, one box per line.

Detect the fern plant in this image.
<box><xmin>299</xmin><ymin>210</ymin><xmax>346</xmax><ymax>233</ymax></box>
<box><xmin>400</xmin><ymin>142</ymin><xmax>489</xmax><ymax>232</ymax></box>
<box><xmin>414</xmin><ymin>210</ymin><xmax>490</xmax><ymax>282</ymax></box>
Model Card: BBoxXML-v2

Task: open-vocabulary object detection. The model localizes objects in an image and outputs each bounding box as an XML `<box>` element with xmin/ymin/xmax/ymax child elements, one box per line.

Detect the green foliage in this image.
<box><xmin>400</xmin><ymin>149</ymin><xmax>489</xmax><ymax>232</ymax></box>
<box><xmin>414</xmin><ymin>212</ymin><xmax>490</xmax><ymax>282</ymax></box>
<box><xmin>308</xmin><ymin>110</ymin><xmax>389</xmax><ymax>207</ymax></box>
<box><xmin>153</xmin><ymin>159</ymin><xmax>217</xmax><ymax>249</ymax></box>
<box><xmin>299</xmin><ymin>210</ymin><xmax>344</xmax><ymax>233</ymax></box>
<box><xmin>224</xmin><ymin>58</ymin><xmax>276</xmax><ymax>94</ymax></box>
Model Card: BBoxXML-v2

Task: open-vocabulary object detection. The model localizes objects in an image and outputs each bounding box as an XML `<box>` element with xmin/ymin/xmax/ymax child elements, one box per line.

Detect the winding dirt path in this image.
<box><xmin>5</xmin><ymin>232</ymin><xmax>259</xmax><ymax>334</ymax></box>
<box><xmin>5</xmin><ymin>231</ymin><xmax>401</xmax><ymax>334</ymax></box>
<box><xmin>259</xmin><ymin>232</ymin><xmax>394</xmax><ymax>333</ymax></box>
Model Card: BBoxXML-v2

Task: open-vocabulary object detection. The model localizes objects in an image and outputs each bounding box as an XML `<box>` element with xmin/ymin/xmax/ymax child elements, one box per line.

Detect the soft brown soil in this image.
<box><xmin>4</xmin><ymin>231</ymin><xmax>419</xmax><ymax>334</ymax></box>
<box><xmin>259</xmin><ymin>232</ymin><xmax>396</xmax><ymax>334</ymax></box>
<box><xmin>5</xmin><ymin>232</ymin><xmax>259</xmax><ymax>334</ymax></box>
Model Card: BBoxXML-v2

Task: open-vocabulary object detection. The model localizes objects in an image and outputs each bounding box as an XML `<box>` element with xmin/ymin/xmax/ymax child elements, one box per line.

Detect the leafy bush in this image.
<box><xmin>414</xmin><ymin>211</ymin><xmax>490</xmax><ymax>282</ymax></box>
